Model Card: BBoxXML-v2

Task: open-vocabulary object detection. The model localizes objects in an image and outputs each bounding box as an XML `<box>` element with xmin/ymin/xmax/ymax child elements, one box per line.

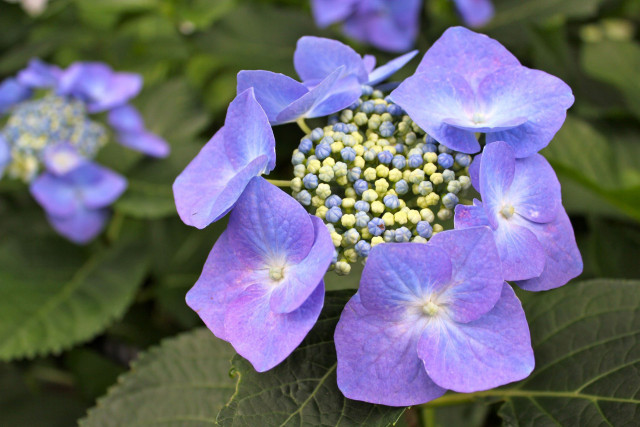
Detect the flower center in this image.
<box><xmin>471</xmin><ymin>111</ymin><xmax>485</xmax><ymax>124</ymax></box>
<box><xmin>421</xmin><ymin>300</ymin><xmax>440</xmax><ymax>316</ymax></box>
<box><xmin>500</xmin><ymin>204</ymin><xmax>515</xmax><ymax>219</ymax></box>
<box><xmin>268</xmin><ymin>266</ymin><xmax>285</xmax><ymax>282</ymax></box>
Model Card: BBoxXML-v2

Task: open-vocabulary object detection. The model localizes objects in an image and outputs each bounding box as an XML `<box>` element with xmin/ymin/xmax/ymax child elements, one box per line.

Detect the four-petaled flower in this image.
<box><xmin>186</xmin><ymin>177</ymin><xmax>334</xmax><ymax>372</ymax></box>
<box><xmin>335</xmin><ymin>227</ymin><xmax>534</xmax><ymax>406</ymax></box>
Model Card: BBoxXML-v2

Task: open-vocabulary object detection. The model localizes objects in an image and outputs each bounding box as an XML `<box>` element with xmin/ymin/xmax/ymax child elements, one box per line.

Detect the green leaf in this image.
<box><xmin>80</xmin><ymin>329</ymin><xmax>236</xmax><ymax>427</ymax></box>
<box><xmin>0</xmin><ymin>229</ymin><xmax>150</xmax><ymax>360</ymax></box>
<box><xmin>586</xmin><ymin>219</ymin><xmax>640</xmax><ymax>280</ymax></box>
<box><xmin>488</xmin><ymin>0</ymin><xmax>606</xmax><ymax>29</ymax></box>
<box><xmin>217</xmin><ymin>290</ymin><xmax>406</xmax><ymax>427</ymax></box>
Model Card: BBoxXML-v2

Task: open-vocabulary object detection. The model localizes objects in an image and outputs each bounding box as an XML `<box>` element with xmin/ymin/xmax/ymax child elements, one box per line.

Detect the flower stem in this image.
<box><xmin>267</xmin><ymin>179</ymin><xmax>291</xmax><ymax>188</ymax></box>
<box><xmin>296</xmin><ymin>118</ymin><xmax>312</xmax><ymax>135</ymax></box>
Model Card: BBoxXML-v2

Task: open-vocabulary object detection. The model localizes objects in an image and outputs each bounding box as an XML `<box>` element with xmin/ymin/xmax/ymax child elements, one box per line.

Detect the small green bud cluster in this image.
<box><xmin>290</xmin><ymin>90</ymin><xmax>473</xmax><ymax>274</ymax></box>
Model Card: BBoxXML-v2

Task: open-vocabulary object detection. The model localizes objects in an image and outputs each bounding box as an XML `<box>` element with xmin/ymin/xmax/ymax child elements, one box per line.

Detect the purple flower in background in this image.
<box><xmin>453</xmin><ymin>0</ymin><xmax>494</xmax><ymax>27</ymax></box>
<box><xmin>57</xmin><ymin>62</ymin><xmax>142</xmax><ymax>113</ymax></box>
<box><xmin>455</xmin><ymin>141</ymin><xmax>582</xmax><ymax>291</ymax></box>
<box><xmin>108</xmin><ymin>105</ymin><xmax>170</xmax><ymax>158</ymax></box>
<box><xmin>335</xmin><ymin>227</ymin><xmax>534</xmax><ymax>406</ymax></box>
<box><xmin>17</xmin><ymin>58</ymin><xmax>62</xmax><ymax>89</ymax></box>
<box><xmin>186</xmin><ymin>177</ymin><xmax>334</xmax><ymax>372</ymax></box>
<box><xmin>0</xmin><ymin>78</ymin><xmax>31</xmax><ymax>115</ymax></box>
<box><xmin>0</xmin><ymin>135</ymin><xmax>10</xmax><ymax>178</ymax></box>
<box><xmin>311</xmin><ymin>0</ymin><xmax>421</xmax><ymax>52</ymax></box>
<box><xmin>391</xmin><ymin>27</ymin><xmax>574</xmax><ymax>157</ymax></box>
<box><xmin>173</xmin><ymin>88</ymin><xmax>276</xmax><ymax>228</ymax></box>
<box><xmin>30</xmin><ymin>159</ymin><xmax>127</xmax><ymax>244</ymax></box>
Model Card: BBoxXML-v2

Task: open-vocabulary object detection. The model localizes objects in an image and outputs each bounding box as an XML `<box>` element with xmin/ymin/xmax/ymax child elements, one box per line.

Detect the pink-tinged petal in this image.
<box><xmin>453</xmin><ymin>0</ymin><xmax>494</xmax><ymax>28</ymax></box>
<box><xmin>270</xmin><ymin>216</ymin><xmax>334</xmax><ymax>314</ymax></box>
<box><xmin>236</xmin><ymin>70</ymin><xmax>308</xmax><ymax>124</ymax></box>
<box><xmin>224</xmin><ymin>281</ymin><xmax>325</xmax><ymax>372</ymax></box>
<box><xmin>390</xmin><ymin>70</ymin><xmax>480</xmax><ymax>153</ymax></box>
<box><xmin>48</xmin><ymin>207</ymin><xmax>109</xmax><ymax>245</ymax></box>
<box><xmin>515</xmin><ymin>207</ymin><xmax>583</xmax><ymax>291</ymax></box>
<box><xmin>507</xmin><ymin>153</ymin><xmax>560</xmax><ymax>223</ymax></box>
<box><xmin>428</xmin><ymin>227</ymin><xmax>503</xmax><ymax>322</ymax></box>
<box><xmin>479</xmin><ymin>141</ymin><xmax>515</xmax><ymax>228</ymax></box>
<box><xmin>494</xmin><ymin>220</ymin><xmax>546</xmax><ymax>281</ymax></box>
<box><xmin>358</xmin><ymin>243</ymin><xmax>453</xmax><ymax>318</ymax></box>
<box><xmin>311</xmin><ymin>0</ymin><xmax>357</xmax><ymax>27</ymax></box>
<box><xmin>418</xmin><ymin>283</ymin><xmax>534</xmax><ymax>393</ymax></box>
<box><xmin>367</xmin><ymin>50</ymin><xmax>419</xmax><ymax>86</ymax></box>
<box><xmin>416</xmin><ymin>27</ymin><xmax>520</xmax><ymax>89</ymax></box>
<box><xmin>294</xmin><ymin>36</ymin><xmax>368</xmax><ymax>84</ymax></box>
<box><xmin>454</xmin><ymin>203</ymin><xmax>489</xmax><ymax>229</ymax></box>
<box><xmin>335</xmin><ymin>293</ymin><xmax>446</xmax><ymax>406</ymax></box>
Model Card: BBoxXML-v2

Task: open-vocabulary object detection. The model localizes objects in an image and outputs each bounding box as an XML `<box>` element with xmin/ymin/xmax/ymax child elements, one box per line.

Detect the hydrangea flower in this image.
<box><xmin>455</xmin><ymin>141</ymin><xmax>583</xmax><ymax>291</ymax></box>
<box><xmin>186</xmin><ymin>177</ymin><xmax>334</xmax><ymax>372</ymax></box>
<box><xmin>30</xmin><ymin>159</ymin><xmax>127</xmax><ymax>244</ymax></box>
<box><xmin>108</xmin><ymin>105</ymin><xmax>170</xmax><ymax>158</ymax></box>
<box><xmin>311</xmin><ymin>0</ymin><xmax>421</xmax><ymax>52</ymax></box>
<box><xmin>453</xmin><ymin>0</ymin><xmax>494</xmax><ymax>28</ymax></box>
<box><xmin>390</xmin><ymin>27</ymin><xmax>575</xmax><ymax>158</ymax></box>
<box><xmin>335</xmin><ymin>227</ymin><xmax>534</xmax><ymax>405</ymax></box>
<box><xmin>173</xmin><ymin>88</ymin><xmax>276</xmax><ymax>229</ymax></box>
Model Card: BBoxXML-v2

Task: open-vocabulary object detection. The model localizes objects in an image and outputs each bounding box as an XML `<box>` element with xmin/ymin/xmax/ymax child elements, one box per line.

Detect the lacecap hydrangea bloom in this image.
<box><xmin>0</xmin><ymin>58</ymin><xmax>169</xmax><ymax>243</ymax></box>
<box><xmin>311</xmin><ymin>0</ymin><xmax>494</xmax><ymax>52</ymax></box>
<box><xmin>176</xmin><ymin>29</ymin><xmax>582</xmax><ymax>404</ymax></box>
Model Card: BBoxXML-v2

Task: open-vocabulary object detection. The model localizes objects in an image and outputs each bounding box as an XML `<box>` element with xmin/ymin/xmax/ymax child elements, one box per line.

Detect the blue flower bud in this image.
<box><xmin>291</xmin><ymin>151</ymin><xmax>306</xmax><ymax>165</ymax></box>
<box><xmin>341</xmin><ymin>147</ymin><xmax>357</xmax><ymax>162</ymax></box>
<box><xmin>417</xmin><ymin>181</ymin><xmax>433</xmax><ymax>195</ymax></box>
<box><xmin>383</xmin><ymin>194</ymin><xmax>400</xmax><ymax>209</ymax></box>
<box><xmin>374</xmin><ymin>103</ymin><xmax>386</xmax><ymax>114</ymax></box>
<box><xmin>425</xmin><ymin>135</ymin><xmax>437</xmax><ymax>145</ymax></box>
<box><xmin>379</xmin><ymin>121</ymin><xmax>395</xmax><ymax>137</ymax></box>
<box><xmin>363</xmin><ymin>149</ymin><xmax>376</xmax><ymax>162</ymax></box>
<box><xmin>455</xmin><ymin>153</ymin><xmax>472</xmax><ymax>167</ymax></box>
<box><xmin>394</xmin><ymin>227</ymin><xmax>412</xmax><ymax>242</ymax></box>
<box><xmin>347</xmin><ymin>166</ymin><xmax>362</xmax><ymax>182</ymax></box>
<box><xmin>355</xmin><ymin>240</ymin><xmax>371</xmax><ymax>257</ymax></box>
<box><xmin>325</xmin><ymin>194</ymin><xmax>342</xmax><ymax>208</ymax></box>
<box><xmin>391</xmin><ymin>155</ymin><xmax>406</xmax><ymax>169</ymax></box>
<box><xmin>442</xmin><ymin>193</ymin><xmax>459</xmax><ymax>209</ymax></box>
<box><xmin>344</xmin><ymin>228</ymin><xmax>360</xmax><ymax>245</ymax></box>
<box><xmin>416</xmin><ymin>221</ymin><xmax>433</xmax><ymax>238</ymax></box>
<box><xmin>298</xmin><ymin>138</ymin><xmax>313</xmax><ymax>154</ymax></box>
<box><xmin>384</xmin><ymin>230</ymin><xmax>396</xmax><ymax>242</ymax></box>
<box><xmin>355</xmin><ymin>211</ymin><xmax>370</xmax><ymax>227</ymax></box>
<box><xmin>303</xmin><ymin>173</ymin><xmax>318</xmax><ymax>189</ymax></box>
<box><xmin>354</xmin><ymin>200</ymin><xmax>370</xmax><ymax>213</ymax></box>
<box><xmin>315</xmin><ymin>143</ymin><xmax>332</xmax><ymax>160</ymax></box>
<box><xmin>361</xmin><ymin>85</ymin><xmax>373</xmax><ymax>96</ymax></box>
<box><xmin>394</xmin><ymin>144</ymin><xmax>404</xmax><ymax>154</ymax></box>
<box><xmin>408</xmin><ymin>154</ymin><xmax>423</xmax><ymax>168</ymax></box>
<box><xmin>423</xmin><ymin>143</ymin><xmax>437</xmax><ymax>153</ymax></box>
<box><xmin>311</xmin><ymin>128</ymin><xmax>324</xmax><ymax>141</ymax></box>
<box><xmin>377</xmin><ymin>150</ymin><xmax>393</xmax><ymax>164</ymax></box>
<box><xmin>437</xmin><ymin>153</ymin><xmax>454</xmax><ymax>169</ymax></box>
<box><xmin>342</xmin><ymin>134</ymin><xmax>356</xmax><ymax>147</ymax></box>
<box><xmin>438</xmin><ymin>144</ymin><xmax>452</xmax><ymax>154</ymax></box>
<box><xmin>296</xmin><ymin>190</ymin><xmax>312</xmax><ymax>206</ymax></box>
<box><xmin>326</xmin><ymin>206</ymin><xmax>343</xmax><ymax>223</ymax></box>
<box><xmin>320</xmin><ymin>136</ymin><xmax>334</xmax><ymax>145</ymax></box>
<box><xmin>442</xmin><ymin>169</ymin><xmax>456</xmax><ymax>183</ymax></box>
<box><xmin>353</xmin><ymin>179</ymin><xmax>369</xmax><ymax>195</ymax></box>
<box><xmin>326</xmin><ymin>223</ymin><xmax>336</xmax><ymax>233</ymax></box>
<box><xmin>367</xmin><ymin>217</ymin><xmax>385</xmax><ymax>236</ymax></box>
<box><xmin>361</xmin><ymin>101</ymin><xmax>374</xmax><ymax>114</ymax></box>
<box><xmin>332</xmin><ymin>249</ymin><xmax>339</xmax><ymax>264</ymax></box>
<box><xmin>395</xmin><ymin>179</ymin><xmax>409</xmax><ymax>195</ymax></box>
<box><xmin>333</xmin><ymin>122</ymin><xmax>348</xmax><ymax>133</ymax></box>
<box><xmin>387</xmin><ymin>104</ymin><xmax>403</xmax><ymax>116</ymax></box>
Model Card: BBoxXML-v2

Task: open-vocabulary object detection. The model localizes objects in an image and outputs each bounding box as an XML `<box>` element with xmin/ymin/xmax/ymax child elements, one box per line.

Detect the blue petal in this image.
<box><xmin>454</xmin><ymin>203</ymin><xmax>489</xmax><ymax>229</ymax></box>
<box><xmin>294</xmin><ymin>36</ymin><xmax>368</xmax><ymax>85</ymax></box>
<box><xmin>367</xmin><ymin>50</ymin><xmax>418</xmax><ymax>86</ymax></box>
<box><xmin>0</xmin><ymin>78</ymin><xmax>32</xmax><ymax>115</ymax></box>
<box><xmin>224</xmin><ymin>281</ymin><xmax>324</xmax><ymax>372</ymax></box>
<box><xmin>311</xmin><ymin>0</ymin><xmax>357</xmax><ymax>27</ymax></box>
<box><xmin>479</xmin><ymin>141</ymin><xmax>516</xmax><ymax>229</ymax></box>
<box><xmin>362</xmin><ymin>54</ymin><xmax>376</xmax><ymax>74</ymax></box>
<box><xmin>493</xmin><ymin>221</ymin><xmax>546</xmax><ymax>281</ymax></box>
<box><xmin>30</xmin><ymin>172</ymin><xmax>79</xmax><ymax>217</ymax></box>
<box><xmin>0</xmin><ymin>135</ymin><xmax>11</xmax><ymax>178</ymax></box>
<box><xmin>418</xmin><ymin>283</ymin><xmax>534</xmax><ymax>392</ymax></box>
<box><xmin>335</xmin><ymin>293</ymin><xmax>446</xmax><ymax>406</ymax></box>
<box><xmin>47</xmin><ymin>207</ymin><xmax>109</xmax><ymax>245</ymax></box>
<box><xmin>42</xmin><ymin>143</ymin><xmax>86</xmax><ymax>175</ymax></box>
<box><xmin>453</xmin><ymin>0</ymin><xmax>494</xmax><ymax>28</ymax></box>
<box><xmin>116</xmin><ymin>130</ymin><xmax>170</xmax><ymax>158</ymax></box>
<box><xmin>71</xmin><ymin>163</ymin><xmax>128</xmax><ymax>209</ymax></box>
<box><xmin>236</xmin><ymin>70</ymin><xmax>308</xmax><ymax>124</ymax></box>
<box><xmin>416</xmin><ymin>27</ymin><xmax>520</xmax><ymax>89</ymax></box>
<box><xmin>17</xmin><ymin>58</ymin><xmax>62</xmax><ymax>89</ymax></box>
<box><xmin>107</xmin><ymin>104</ymin><xmax>145</xmax><ymax>133</ymax></box>
<box><xmin>508</xmin><ymin>153</ymin><xmax>561</xmax><ymax>223</ymax></box>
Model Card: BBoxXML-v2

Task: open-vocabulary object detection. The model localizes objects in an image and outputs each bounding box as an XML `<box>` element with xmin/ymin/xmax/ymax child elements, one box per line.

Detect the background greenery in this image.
<box><xmin>0</xmin><ymin>0</ymin><xmax>638</xmax><ymax>426</ymax></box>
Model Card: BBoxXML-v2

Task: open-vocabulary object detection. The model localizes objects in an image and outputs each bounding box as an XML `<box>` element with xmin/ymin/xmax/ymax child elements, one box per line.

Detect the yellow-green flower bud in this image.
<box><xmin>382</xmin><ymin>212</ymin><xmax>395</xmax><ymax>227</ymax></box>
<box><xmin>371</xmin><ymin>236</ymin><xmax>384</xmax><ymax>246</ymax></box>
<box><xmin>316</xmin><ymin>183</ymin><xmax>331</xmax><ymax>199</ymax></box>
<box><xmin>306</xmin><ymin>159</ymin><xmax>321</xmax><ymax>174</ymax></box>
<box><xmin>316</xmin><ymin>205</ymin><xmax>328</xmax><ymax>219</ymax></box>
<box><xmin>430</xmin><ymin>172</ymin><xmax>444</xmax><ymax>185</ymax></box>
<box><xmin>290</xmin><ymin>177</ymin><xmax>302</xmax><ymax>192</ymax></box>
<box><xmin>363</xmin><ymin>167</ymin><xmax>377</xmax><ymax>181</ymax></box>
<box><xmin>362</xmin><ymin>189</ymin><xmax>378</xmax><ymax>202</ymax></box>
<box><xmin>342</xmin><ymin>197</ymin><xmax>355</xmax><ymax>209</ymax></box>
<box><xmin>394</xmin><ymin>211</ymin><xmax>408</xmax><ymax>225</ymax></box>
<box><xmin>423</xmin><ymin>163</ymin><xmax>437</xmax><ymax>175</ymax></box>
<box><xmin>388</xmin><ymin>168</ymin><xmax>402</xmax><ymax>182</ymax></box>
<box><xmin>371</xmin><ymin>201</ymin><xmax>385</xmax><ymax>214</ymax></box>
<box><xmin>341</xmin><ymin>214</ymin><xmax>356</xmax><ymax>228</ymax></box>
<box><xmin>319</xmin><ymin>165</ymin><xmax>334</xmax><ymax>182</ymax></box>
<box><xmin>420</xmin><ymin>208</ymin><xmax>435</xmax><ymax>223</ymax></box>
<box><xmin>322</xmin><ymin>157</ymin><xmax>336</xmax><ymax>167</ymax></box>
<box><xmin>407</xmin><ymin>209</ymin><xmax>421</xmax><ymax>224</ymax></box>
<box><xmin>331</xmin><ymin>232</ymin><xmax>343</xmax><ymax>247</ymax></box>
<box><xmin>375</xmin><ymin>178</ymin><xmax>389</xmax><ymax>193</ymax></box>
<box><xmin>425</xmin><ymin>192</ymin><xmax>440</xmax><ymax>206</ymax></box>
<box><xmin>376</xmin><ymin>165</ymin><xmax>389</xmax><ymax>178</ymax></box>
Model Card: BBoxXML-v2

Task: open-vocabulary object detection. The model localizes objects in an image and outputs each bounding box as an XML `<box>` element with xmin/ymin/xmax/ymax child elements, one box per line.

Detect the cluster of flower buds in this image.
<box><xmin>289</xmin><ymin>88</ymin><xmax>472</xmax><ymax>274</ymax></box>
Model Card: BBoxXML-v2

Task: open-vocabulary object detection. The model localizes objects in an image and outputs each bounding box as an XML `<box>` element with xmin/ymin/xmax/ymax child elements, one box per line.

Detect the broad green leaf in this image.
<box><xmin>488</xmin><ymin>0</ymin><xmax>606</xmax><ymax>29</ymax></box>
<box><xmin>80</xmin><ymin>329</ymin><xmax>236</xmax><ymax>427</ymax></box>
<box><xmin>0</xmin><ymin>225</ymin><xmax>150</xmax><ymax>360</ymax></box>
<box><xmin>217</xmin><ymin>290</ymin><xmax>406</xmax><ymax>427</ymax></box>
<box><xmin>586</xmin><ymin>219</ymin><xmax>640</xmax><ymax>279</ymax></box>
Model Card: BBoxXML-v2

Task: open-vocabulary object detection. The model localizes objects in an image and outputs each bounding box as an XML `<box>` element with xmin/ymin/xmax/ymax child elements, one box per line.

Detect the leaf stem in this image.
<box><xmin>296</xmin><ymin>118</ymin><xmax>312</xmax><ymax>135</ymax></box>
<box><xmin>267</xmin><ymin>179</ymin><xmax>291</xmax><ymax>188</ymax></box>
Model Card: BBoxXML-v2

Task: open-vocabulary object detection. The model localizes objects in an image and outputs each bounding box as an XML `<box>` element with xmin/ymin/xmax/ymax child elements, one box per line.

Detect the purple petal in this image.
<box><xmin>269</xmin><ymin>216</ymin><xmax>333</xmax><ymax>314</ymax></box>
<box><xmin>453</xmin><ymin>0</ymin><xmax>494</xmax><ymax>28</ymax></box>
<box><xmin>0</xmin><ymin>78</ymin><xmax>32</xmax><ymax>115</ymax></box>
<box><xmin>223</xmin><ymin>88</ymin><xmax>276</xmax><ymax>172</ymax></box>
<box><xmin>226</xmin><ymin>177</ymin><xmax>316</xmax><ymax>267</ymax></box>
<box><xmin>454</xmin><ymin>203</ymin><xmax>489</xmax><ymax>229</ymax></box>
<box><xmin>515</xmin><ymin>207</ymin><xmax>583</xmax><ymax>291</ymax></box>
<box><xmin>508</xmin><ymin>153</ymin><xmax>561</xmax><ymax>223</ymax></box>
<box><xmin>358</xmin><ymin>243</ymin><xmax>453</xmax><ymax>318</ymax></box>
<box><xmin>17</xmin><ymin>59</ymin><xmax>62</xmax><ymax>89</ymax></box>
<box><xmin>0</xmin><ymin>135</ymin><xmax>10</xmax><ymax>177</ymax></box>
<box><xmin>335</xmin><ymin>293</ymin><xmax>446</xmax><ymax>406</ymax></box>
<box><xmin>107</xmin><ymin>104</ymin><xmax>145</xmax><ymax>133</ymax></box>
<box><xmin>390</xmin><ymin>70</ymin><xmax>480</xmax><ymax>153</ymax></box>
<box><xmin>30</xmin><ymin>172</ymin><xmax>79</xmax><ymax>217</ymax></box>
<box><xmin>47</xmin><ymin>207</ymin><xmax>109</xmax><ymax>245</ymax></box>
<box><xmin>479</xmin><ymin>67</ymin><xmax>574</xmax><ymax>157</ymax></box>
<box><xmin>493</xmin><ymin>221</ymin><xmax>546</xmax><ymax>281</ymax></box>
<box><xmin>236</xmin><ymin>70</ymin><xmax>308</xmax><ymax>124</ymax></box>
<box><xmin>311</xmin><ymin>0</ymin><xmax>357</xmax><ymax>27</ymax></box>
<box><xmin>468</xmin><ymin>152</ymin><xmax>481</xmax><ymax>191</ymax></box>
<box><xmin>71</xmin><ymin>163</ymin><xmax>127</xmax><ymax>209</ymax></box>
<box><xmin>428</xmin><ymin>227</ymin><xmax>503</xmax><ymax>322</ymax></box>
<box><xmin>362</xmin><ymin>54</ymin><xmax>376</xmax><ymax>74</ymax></box>
<box><xmin>479</xmin><ymin>141</ymin><xmax>515</xmax><ymax>228</ymax></box>
<box><xmin>42</xmin><ymin>143</ymin><xmax>86</xmax><ymax>175</ymax></box>
<box><xmin>367</xmin><ymin>50</ymin><xmax>419</xmax><ymax>86</ymax></box>
<box><xmin>224</xmin><ymin>281</ymin><xmax>325</xmax><ymax>372</ymax></box>
<box><xmin>116</xmin><ymin>130</ymin><xmax>170</xmax><ymax>158</ymax></box>
<box><xmin>416</xmin><ymin>27</ymin><xmax>520</xmax><ymax>89</ymax></box>
<box><xmin>294</xmin><ymin>36</ymin><xmax>368</xmax><ymax>85</ymax></box>
<box><xmin>418</xmin><ymin>283</ymin><xmax>534</xmax><ymax>392</ymax></box>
